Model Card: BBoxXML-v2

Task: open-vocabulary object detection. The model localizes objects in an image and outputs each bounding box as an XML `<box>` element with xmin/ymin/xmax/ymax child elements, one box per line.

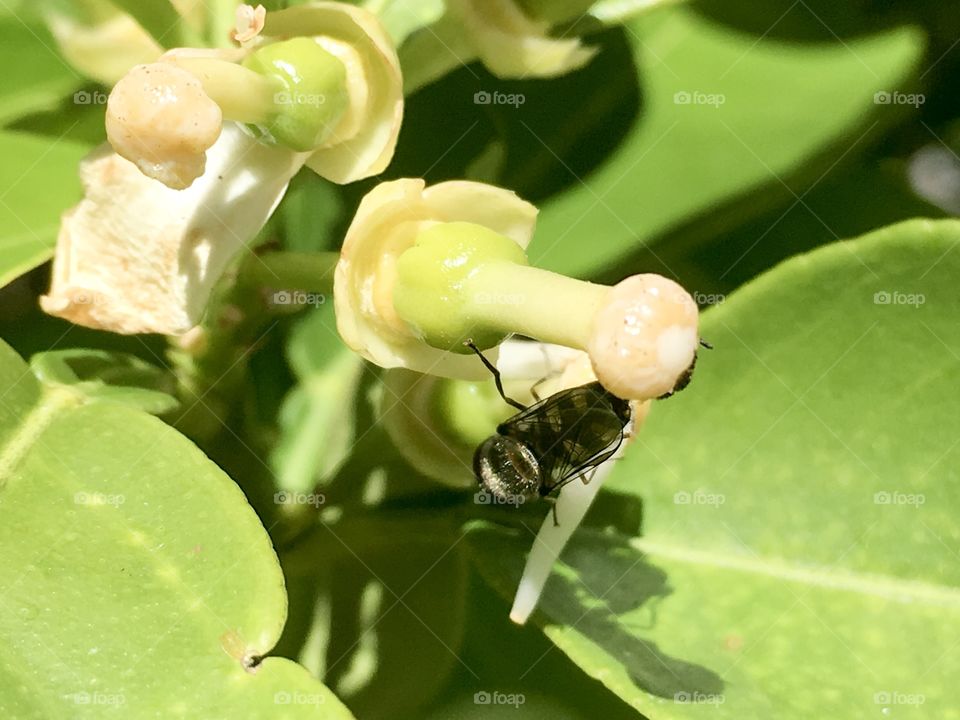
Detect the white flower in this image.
<box><xmin>262</xmin><ymin>2</ymin><xmax>404</xmax><ymax>184</ymax></box>
<box><xmin>41</xmin><ymin>3</ymin><xmax>404</xmax><ymax>335</ymax></box>
<box><xmin>334</xmin><ymin>178</ymin><xmax>538</xmax><ymax>379</ymax></box>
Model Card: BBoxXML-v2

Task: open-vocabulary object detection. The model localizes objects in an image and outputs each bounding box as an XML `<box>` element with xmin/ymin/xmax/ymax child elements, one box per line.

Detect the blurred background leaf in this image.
<box><xmin>526</xmin><ymin>6</ymin><xmax>925</xmax><ymax>277</ymax></box>
<box><xmin>0</xmin><ymin>132</ymin><xmax>90</xmax><ymax>288</ymax></box>
<box><xmin>0</xmin><ymin>15</ymin><xmax>84</xmax><ymax>124</ymax></box>
<box><xmin>271</xmin><ymin>304</ymin><xmax>364</xmax><ymax>496</ymax></box>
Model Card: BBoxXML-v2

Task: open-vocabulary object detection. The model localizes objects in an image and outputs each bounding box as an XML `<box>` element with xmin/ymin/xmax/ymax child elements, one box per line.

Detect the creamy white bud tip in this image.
<box><xmin>106</xmin><ymin>62</ymin><xmax>222</xmax><ymax>189</ymax></box>
<box><xmin>588</xmin><ymin>274</ymin><xmax>699</xmax><ymax>400</ymax></box>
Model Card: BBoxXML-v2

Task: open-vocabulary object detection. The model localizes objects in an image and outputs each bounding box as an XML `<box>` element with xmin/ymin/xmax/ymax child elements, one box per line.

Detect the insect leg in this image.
<box><xmin>530</xmin><ymin>342</ymin><xmax>566</xmax><ymax>401</ymax></box>
<box><xmin>699</xmin><ymin>338</ymin><xmax>714</xmax><ymax>350</ymax></box>
<box><xmin>529</xmin><ymin>374</ymin><xmax>551</xmax><ymax>402</ymax></box>
<box><xmin>464</xmin><ymin>340</ymin><xmax>526</xmax><ymax>411</ymax></box>
<box><xmin>541</xmin><ymin>432</ymin><xmax>626</xmax><ymax>496</ymax></box>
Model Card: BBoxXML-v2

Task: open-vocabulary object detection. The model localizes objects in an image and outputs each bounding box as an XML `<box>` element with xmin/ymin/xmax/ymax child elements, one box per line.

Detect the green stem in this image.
<box><xmin>465</xmin><ymin>262</ymin><xmax>609</xmax><ymax>350</ymax></box>
<box><xmin>168</xmin><ymin>250</ymin><xmax>337</xmax><ymax>442</ymax></box>
<box><xmin>65</xmin><ymin>0</ymin><xmax>120</xmax><ymax>24</ymax></box>
<box><xmin>241</xmin><ymin>251</ymin><xmax>338</xmax><ymax>294</ymax></box>
<box><xmin>205</xmin><ymin>0</ymin><xmax>240</xmax><ymax>48</ymax></box>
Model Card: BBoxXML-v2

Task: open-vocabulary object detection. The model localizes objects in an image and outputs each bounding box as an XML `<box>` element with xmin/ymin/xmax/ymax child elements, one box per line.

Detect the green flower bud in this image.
<box><xmin>379</xmin><ymin>370</ymin><xmax>488</xmax><ymax>488</ymax></box>
<box><xmin>438</xmin><ymin>376</ymin><xmax>514</xmax><ymax>446</ymax></box>
<box><xmin>393</xmin><ymin>221</ymin><xmax>529</xmax><ymax>352</ymax></box>
<box><xmin>243</xmin><ymin>37</ymin><xmax>349</xmax><ymax>151</ymax></box>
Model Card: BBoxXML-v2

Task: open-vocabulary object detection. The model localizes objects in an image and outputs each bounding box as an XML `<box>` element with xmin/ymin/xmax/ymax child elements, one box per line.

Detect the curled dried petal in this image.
<box><xmin>41</xmin><ymin>124</ymin><xmax>310</xmax><ymax>334</ymax></box>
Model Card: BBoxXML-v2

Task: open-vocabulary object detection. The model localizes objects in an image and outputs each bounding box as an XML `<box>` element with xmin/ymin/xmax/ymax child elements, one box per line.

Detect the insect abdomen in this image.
<box><xmin>473</xmin><ymin>435</ymin><xmax>541</xmax><ymax>502</ymax></box>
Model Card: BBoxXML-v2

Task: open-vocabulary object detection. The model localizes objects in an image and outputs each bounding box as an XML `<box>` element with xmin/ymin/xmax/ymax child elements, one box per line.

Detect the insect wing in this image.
<box><xmin>538</xmin><ymin>404</ymin><xmax>626</xmax><ymax>493</ymax></box>
<box><xmin>498</xmin><ymin>383</ymin><xmax>627</xmax><ymax>494</ymax></box>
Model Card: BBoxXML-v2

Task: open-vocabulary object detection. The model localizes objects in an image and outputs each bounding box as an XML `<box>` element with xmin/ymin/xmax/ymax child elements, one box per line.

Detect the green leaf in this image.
<box><xmin>522</xmin><ymin>6</ymin><xmax>926</xmax><ymax>276</ymax></box>
<box><xmin>278</xmin><ymin>516</ymin><xmax>468</xmax><ymax>719</ymax></box>
<box><xmin>469</xmin><ymin>219</ymin><xmax>960</xmax><ymax>717</ymax></box>
<box><xmin>0</xmin><ymin>131</ymin><xmax>90</xmax><ymax>288</ymax></box>
<box><xmin>271</xmin><ymin>305</ymin><xmax>365</xmax><ymax>495</ymax></box>
<box><xmin>0</xmin><ymin>16</ymin><xmax>83</xmax><ymax>124</ymax></box>
<box><xmin>650</xmin><ymin>158</ymin><xmax>947</xmax><ymax>296</ymax></box>
<box><xmin>0</xmin><ymin>338</ymin><xmax>356</xmax><ymax>719</ymax></box>
<box><xmin>8</xmin><ymin>94</ymin><xmax>109</xmax><ymax>147</ymax></box>
<box><xmin>29</xmin><ymin>349</ymin><xmax>179</xmax><ymax>415</ymax></box>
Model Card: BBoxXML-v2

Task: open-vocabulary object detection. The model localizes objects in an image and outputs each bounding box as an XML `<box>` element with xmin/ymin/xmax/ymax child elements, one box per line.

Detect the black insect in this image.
<box><xmin>467</xmin><ymin>341</ymin><xmax>632</xmax><ymax>524</ymax></box>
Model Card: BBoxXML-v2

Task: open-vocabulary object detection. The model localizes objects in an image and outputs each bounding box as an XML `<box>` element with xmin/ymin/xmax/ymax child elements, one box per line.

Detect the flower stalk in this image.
<box><xmin>240</xmin><ymin>251</ymin><xmax>339</xmax><ymax>296</ymax></box>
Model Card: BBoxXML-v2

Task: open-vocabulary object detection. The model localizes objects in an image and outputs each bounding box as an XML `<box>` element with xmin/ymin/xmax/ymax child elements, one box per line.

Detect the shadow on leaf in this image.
<box><xmin>465</xmin><ymin>523</ymin><xmax>725</xmax><ymax>700</ymax></box>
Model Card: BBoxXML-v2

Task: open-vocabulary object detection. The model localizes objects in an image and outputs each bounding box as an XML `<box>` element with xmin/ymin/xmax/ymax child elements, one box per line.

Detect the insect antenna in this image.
<box><xmin>699</xmin><ymin>338</ymin><xmax>714</xmax><ymax>350</ymax></box>
<box><xmin>464</xmin><ymin>340</ymin><xmax>527</xmax><ymax>412</ymax></box>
